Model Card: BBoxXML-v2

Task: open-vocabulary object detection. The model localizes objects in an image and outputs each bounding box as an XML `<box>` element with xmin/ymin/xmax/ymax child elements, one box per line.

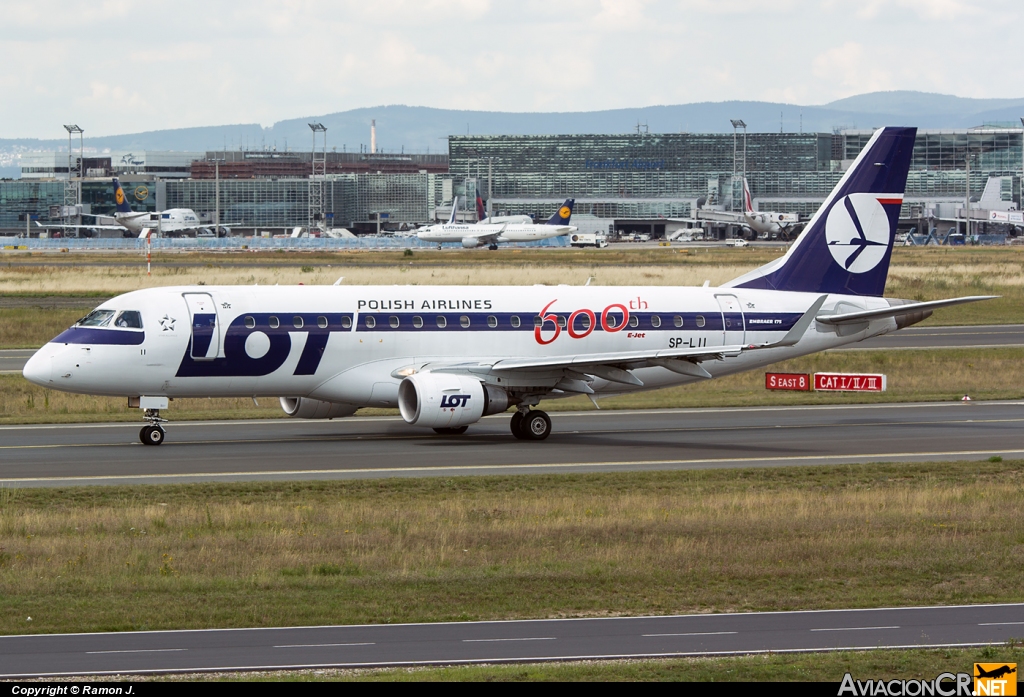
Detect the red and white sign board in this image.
<box><xmin>813</xmin><ymin>373</ymin><xmax>887</xmax><ymax>392</ymax></box>
<box><xmin>765</xmin><ymin>373</ymin><xmax>810</xmax><ymax>391</ymax></box>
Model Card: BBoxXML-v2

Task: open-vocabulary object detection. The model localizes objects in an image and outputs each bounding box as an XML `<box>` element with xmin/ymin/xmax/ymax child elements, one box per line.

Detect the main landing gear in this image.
<box><xmin>510</xmin><ymin>408</ymin><xmax>551</xmax><ymax>441</ymax></box>
<box><xmin>140</xmin><ymin>408</ymin><xmax>167</xmax><ymax>446</ymax></box>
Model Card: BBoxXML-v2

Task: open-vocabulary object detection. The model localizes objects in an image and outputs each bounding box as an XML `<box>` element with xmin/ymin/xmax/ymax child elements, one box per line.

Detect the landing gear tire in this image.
<box><xmin>510</xmin><ymin>411</ymin><xmax>528</xmax><ymax>440</ymax></box>
<box><xmin>488</xmin><ymin>244</ymin><xmax>499</xmax><ymax>251</ymax></box>
<box><xmin>140</xmin><ymin>424</ymin><xmax>165</xmax><ymax>446</ymax></box>
<box><xmin>520</xmin><ymin>410</ymin><xmax>552</xmax><ymax>441</ymax></box>
<box><xmin>433</xmin><ymin>426</ymin><xmax>469</xmax><ymax>435</ymax></box>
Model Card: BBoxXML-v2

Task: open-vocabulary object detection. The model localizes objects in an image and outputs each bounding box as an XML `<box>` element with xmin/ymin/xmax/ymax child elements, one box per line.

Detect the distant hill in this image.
<box><xmin>2</xmin><ymin>92</ymin><xmax>1022</xmax><ymax>175</ymax></box>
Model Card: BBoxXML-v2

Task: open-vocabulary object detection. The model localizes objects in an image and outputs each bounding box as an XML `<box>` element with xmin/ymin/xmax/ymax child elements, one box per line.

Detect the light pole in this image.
<box><xmin>730</xmin><ymin>119</ymin><xmax>747</xmax><ymax>211</ymax></box>
<box><xmin>63</xmin><ymin>125</ymin><xmax>84</xmax><ymax>238</ymax></box>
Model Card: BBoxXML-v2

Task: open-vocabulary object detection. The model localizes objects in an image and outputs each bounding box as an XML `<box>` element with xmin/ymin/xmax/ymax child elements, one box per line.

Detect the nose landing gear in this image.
<box><xmin>140</xmin><ymin>408</ymin><xmax>167</xmax><ymax>446</ymax></box>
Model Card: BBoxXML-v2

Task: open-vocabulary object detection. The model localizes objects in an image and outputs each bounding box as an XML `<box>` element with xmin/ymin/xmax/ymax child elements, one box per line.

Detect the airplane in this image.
<box><xmin>693</xmin><ymin>178</ymin><xmax>802</xmax><ymax>239</ymax></box>
<box><xmin>23</xmin><ymin>126</ymin><xmax>995</xmax><ymax>447</ymax></box>
<box><xmin>35</xmin><ymin>178</ymin><xmax>229</xmax><ymax>238</ymax></box>
<box><xmin>418</xmin><ymin>198</ymin><xmax>576</xmax><ymax>249</ymax></box>
<box><xmin>474</xmin><ymin>194</ymin><xmax>533</xmax><ymax>225</ymax></box>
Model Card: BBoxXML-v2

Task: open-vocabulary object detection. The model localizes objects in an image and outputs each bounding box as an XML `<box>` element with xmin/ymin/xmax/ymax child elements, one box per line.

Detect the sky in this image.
<box><xmin>2</xmin><ymin>0</ymin><xmax>1021</xmax><ymax>138</ymax></box>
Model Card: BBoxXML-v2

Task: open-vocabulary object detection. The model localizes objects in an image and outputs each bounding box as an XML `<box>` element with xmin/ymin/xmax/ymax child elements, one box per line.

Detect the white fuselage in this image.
<box><xmin>696</xmin><ymin>209</ymin><xmax>799</xmax><ymax>235</ymax></box>
<box><xmin>114</xmin><ymin>208</ymin><xmax>205</xmax><ymax>235</ymax></box>
<box><xmin>417</xmin><ymin>223</ymin><xmax>575</xmax><ymax>246</ymax></box>
<box><xmin>23</xmin><ymin>284</ymin><xmax>896</xmax><ymax>407</ymax></box>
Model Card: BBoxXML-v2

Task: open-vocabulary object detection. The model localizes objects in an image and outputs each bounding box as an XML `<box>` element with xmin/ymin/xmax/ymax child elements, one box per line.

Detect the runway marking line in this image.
<box><xmin>810</xmin><ymin>626</ymin><xmax>900</xmax><ymax>632</ymax></box>
<box><xmin>86</xmin><ymin>648</ymin><xmax>187</xmax><ymax>654</ymax></box>
<box><xmin>643</xmin><ymin>632</ymin><xmax>738</xmax><ymax>637</ymax></box>
<box><xmin>463</xmin><ymin>637</ymin><xmax>556</xmax><ymax>643</ymax></box>
<box><xmin>4</xmin><ymin>417</ymin><xmax>1024</xmax><ymax>453</ymax></box>
<box><xmin>979</xmin><ymin>622</ymin><xmax>1024</xmax><ymax>626</ymax></box>
<box><xmin>274</xmin><ymin>643</ymin><xmax>375</xmax><ymax>648</ymax></box>
<box><xmin>4</xmin><ymin>448</ymin><xmax>1024</xmax><ymax>485</ymax></box>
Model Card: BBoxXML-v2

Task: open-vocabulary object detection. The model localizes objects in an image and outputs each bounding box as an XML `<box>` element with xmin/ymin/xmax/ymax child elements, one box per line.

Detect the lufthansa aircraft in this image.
<box><xmin>23</xmin><ymin>127</ymin><xmax>993</xmax><ymax>446</ymax></box>
<box><xmin>417</xmin><ymin>198</ymin><xmax>576</xmax><ymax>249</ymax></box>
<box><xmin>37</xmin><ymin>179</ymin><xmax>227</xmax><ymax>237</ymax></box>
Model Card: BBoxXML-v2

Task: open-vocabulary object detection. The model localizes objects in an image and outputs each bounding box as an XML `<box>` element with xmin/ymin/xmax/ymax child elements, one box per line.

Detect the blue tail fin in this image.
<box><xmin>545</xmin><ymin>199</ymin><xmax>574</xmax><ymax>225</ymax></box>
<box><xmin>725</xmin><ymin>126</ymin><xmax>916</xmax><ymax>297</ymax></box>
<box><xmin>112</xmin><ymin>178</ymin><xmax>132</xmax><ymax>214</ymax></box>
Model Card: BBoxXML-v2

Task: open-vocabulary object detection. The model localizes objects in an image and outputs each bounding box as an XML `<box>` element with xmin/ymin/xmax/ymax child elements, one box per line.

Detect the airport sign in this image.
<box><xmin>765</xmin><ymin>373</ymin><xmax>810</xmax><ymax>391</ymax></box>
<box><xmin>814</xmin><ymin>373</ymin><xmax>887</xmax><ymax>392</ymax></box>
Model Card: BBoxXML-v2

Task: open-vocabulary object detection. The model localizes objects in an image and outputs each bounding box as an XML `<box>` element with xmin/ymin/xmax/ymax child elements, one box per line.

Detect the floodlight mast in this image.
<box><xmin>308</xmin><ymin>123</ymin><xmax>327</xmax><ymax>234</ymax></box>
<box><xmin>730</xmin><ymin>119</ymin><xmax>747</xmax><ymax>211</ymax></box>
<box><xmin>63</xmin><ymin>125</ymin><xmax>84</xmax><ymax>238</ymax></box>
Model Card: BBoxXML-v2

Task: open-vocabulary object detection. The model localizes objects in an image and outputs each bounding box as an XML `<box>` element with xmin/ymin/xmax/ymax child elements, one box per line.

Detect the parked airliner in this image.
<box><xmin>695</xmin><ymin>178</ymin><xmax>801</xmax><ymax>238</ymax></box>
<box><xmin>36</xmin><ymin>178</ymin><xmax>227</xmax><ymax>237</ymax></box>
<box><xmin>23</xmin><ymin>127</ymin><xmax>992</xmax><ymax>445</ymax></box>
<box><xmin>418</xmin><ymin>198</ymin><xmax>576</xmax><ymax>249</ymax></box>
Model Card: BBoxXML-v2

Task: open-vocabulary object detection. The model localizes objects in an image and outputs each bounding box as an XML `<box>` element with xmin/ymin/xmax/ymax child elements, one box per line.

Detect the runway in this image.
<box><xmin>1</xmin><ymin>401</ymin><xmax>1022</xmax><ymax>487</ymax></box>
<box><xmin>1</xmin><ymin>603</ymin><xmax>1021</xmax><ymax>677</ymax></box>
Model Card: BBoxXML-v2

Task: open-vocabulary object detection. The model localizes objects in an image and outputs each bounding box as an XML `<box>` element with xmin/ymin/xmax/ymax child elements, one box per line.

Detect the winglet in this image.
<box><xmin>769</xmin><ymin>295</ymin><xmax>828</xmax><ymax>347</ymax></box>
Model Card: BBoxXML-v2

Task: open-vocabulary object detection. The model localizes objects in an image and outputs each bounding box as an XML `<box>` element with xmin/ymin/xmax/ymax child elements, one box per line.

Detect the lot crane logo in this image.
<box><xmin>825</xmin><ymin>193</ymin><xmax>892</xmax><ymax>273</ymax></box>
<box><xmin>975</xmin><ymin>663</ymin><xmax>1017</xmax><ymax>696</ymax></box>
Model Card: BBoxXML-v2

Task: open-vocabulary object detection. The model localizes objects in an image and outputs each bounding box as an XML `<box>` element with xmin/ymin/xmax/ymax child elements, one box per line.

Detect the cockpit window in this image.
<box><xmin>114</xmin><ymin>311</ymin><xmax>143</xmax><ymax>329</ymax></box>
<box><xmin>78</xmin><ymin>309</ymin><xmax>116</xmax><ymax>327</ymax></box>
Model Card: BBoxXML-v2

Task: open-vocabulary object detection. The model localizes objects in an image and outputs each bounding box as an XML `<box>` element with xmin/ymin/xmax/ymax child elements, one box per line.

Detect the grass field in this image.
<box><xmin>0</xmin><ymin>461</ymin><xmax>1022</xmax><ymax>637</ymax></box>
<box><xmin>2</xmin><ymin>347</ymin><xmax>1020</xmax><ymax>424</ymax></box>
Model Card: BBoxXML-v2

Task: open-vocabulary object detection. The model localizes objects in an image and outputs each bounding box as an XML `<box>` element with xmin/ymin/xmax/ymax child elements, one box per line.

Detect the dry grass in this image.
<box><xmin>0</xmin><ymin>462</ymin><xmax>1022</xmax><ymax>635</ymax></box>
<box><xmin>2</xmin><ymin>347</ymin><xmax>1021</xmax><ymax>424</ymax></box>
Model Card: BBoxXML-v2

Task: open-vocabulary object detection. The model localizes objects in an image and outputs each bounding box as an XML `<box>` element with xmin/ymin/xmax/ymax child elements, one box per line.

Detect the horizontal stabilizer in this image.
<box><xmin>816</xmin><ymin>296</ymin><xmax>997</xmax><ymax>325</ymax></box>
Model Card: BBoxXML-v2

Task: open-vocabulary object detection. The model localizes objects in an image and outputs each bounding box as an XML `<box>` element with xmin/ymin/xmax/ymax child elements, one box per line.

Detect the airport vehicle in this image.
<box><xmin>35</xmin><ymin>178</ymin><xmax>230</xmax><ymax>237</ymax></box>
<box><xmin>696</xmin><ymin>178</ymin><xmax>800</xmax><ymax>238</ymax></box>
<box><xmin>23</xmin><ymin>127</ymin><xmax>994</xmax><ymax>446</ymax></box>
<box><xmin>569</xmin><ymin>233</ymin><xmax>608</xmax><ymax>248</ymax></box>
<box><xmin>724</xmin><ymin>239</ymin><xmax>749</xmax><ymax>247</ymax></box>
<box><xmin>418</xmin><ymin>198</ymin><xmax>576</xmax><ymax>249</ymax></box>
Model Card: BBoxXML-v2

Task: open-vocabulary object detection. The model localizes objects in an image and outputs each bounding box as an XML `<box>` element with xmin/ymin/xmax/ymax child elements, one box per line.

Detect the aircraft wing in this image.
<box><xmin>34</xmin><ymin>221</ymin><xmax>127</xmax><ymax>231</ymax></box>
<box><xmin>488</xmin><ymin>345</ymin><xmax>746</xmax><ymax>371</ymax></box>
<box><xmin>461</xmin><ymin>224</ymin><xmax>507</xmax><ymax>244</ymax></box>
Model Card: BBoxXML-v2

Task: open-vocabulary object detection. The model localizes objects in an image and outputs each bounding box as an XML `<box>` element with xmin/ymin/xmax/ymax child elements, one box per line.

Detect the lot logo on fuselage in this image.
<box><xmin>824</xmin><ymin>194</ymin><xmax>892</xmax><ymax>273</ymax></box>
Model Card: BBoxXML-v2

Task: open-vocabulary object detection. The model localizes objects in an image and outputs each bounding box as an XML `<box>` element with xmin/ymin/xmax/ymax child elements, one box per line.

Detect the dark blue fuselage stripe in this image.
<box><xmin>53</xmin><ymin>327</ymin><xmax>145</xmax><ymax>345</ymax></box>
<box><xmin>352</xmin><ymin>312</ymin><xmax>802</xmax><ymax>333</ymax></box>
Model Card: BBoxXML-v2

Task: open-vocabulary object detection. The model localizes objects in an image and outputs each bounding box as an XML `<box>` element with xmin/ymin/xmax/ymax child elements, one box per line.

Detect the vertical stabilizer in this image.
<box><xmin>724</xmin><ymin>127</ymin><xmax>916</xmax><ymax>296</ymax></box>
<box><xmin>112</xmin><ymin>178</ymin><xmax>132</xmax><ymax>214</ymax></box>
<box><xmin>545</xmin><ymin>199</ymin><xmax>575</xmax><ymax>225</ymax></box>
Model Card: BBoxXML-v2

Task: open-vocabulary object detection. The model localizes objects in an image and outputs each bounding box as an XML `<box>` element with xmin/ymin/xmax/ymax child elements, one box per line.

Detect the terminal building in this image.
<box><xmin>1</xmin><ymin>127</ymin><xmax>1021</xmax><ymax>237</ymax></box>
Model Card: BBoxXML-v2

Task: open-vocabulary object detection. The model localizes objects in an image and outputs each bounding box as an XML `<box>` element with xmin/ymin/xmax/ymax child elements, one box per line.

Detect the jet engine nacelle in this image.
<box><xmin>398</xmin><ymin>373</ymin><xmax>509</xmax><ymax>428</ymax></box>
<box><xmin>279</xmin><ymin>397</ymin><xmax>358</xmax><ymax>420</ymax></box>
<box><xmin>461</xmin><ymin>236</ymin><xmax>484</xmax><ymax>248</ymax></box>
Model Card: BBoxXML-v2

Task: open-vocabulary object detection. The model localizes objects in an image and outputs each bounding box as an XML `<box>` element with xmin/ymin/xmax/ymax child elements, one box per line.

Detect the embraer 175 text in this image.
<box><xmin>417</xmin><ymin>198</ymin><xmax>576</xmax><ymax>249</ymax></box>
<box><xmin>24</xmin><ymin>127</ymin><xmax>993</xmax><ymax>445</ymax></box>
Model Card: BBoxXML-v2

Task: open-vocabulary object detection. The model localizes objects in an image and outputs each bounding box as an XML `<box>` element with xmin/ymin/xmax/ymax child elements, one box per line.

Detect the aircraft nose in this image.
<box><xmin>22</xmin><ymin>349</ymin><xmax>53</xmax><ymax>387</ymax></box>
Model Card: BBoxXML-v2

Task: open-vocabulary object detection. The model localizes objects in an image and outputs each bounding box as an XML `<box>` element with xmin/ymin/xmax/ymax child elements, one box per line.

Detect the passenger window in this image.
<box><xmin>389</xmin><ymin>316</ymin><xmax>400</xmax><ymax>328</ymax></box>
<box><xmin>557</xmin><ymin>315</ymin><xmax>567</xmax><ymax>329</ymax></box>
<box><xmin>365</xmin><ymin>316</ymin><xmax>376</xmax><ymax>329</ymax></box>
<box><xmin>293</xmin><ymin>316</ymin><xmax>304</xmax><ymax>329</ymax></box>
<box><xmin>674</xmin><ymin>315</ymin><xmax>683</xmax><ymax>328</ymax></box>
<box><xmin>533</xmin><ymin>315</ymin><xmax>543</xmax><ymax>328</ymax></box>
<box><xmin>460</xmin><ymin>315</ymin><xmax>471</xmax><ymax>328</ymax></box>
<box><xmin>269</xmin><ymin>316</ymin><xmax>280</xmax><ymax>329</ymax></box>
<box><xmin>510</xmin><ymin>316</ymin><xmax>521</xmax><ymax>328</ymax></box>
<box><xmin>487</xmin><ymin>315</ymin><xmax>498</xmax><ymax>328</ymax></box>
<box><xmin>317</xmin><ymin>316</ymin><xmax>328</xmax><ymax>329</ymax></box>
<box><xmin>78</xmin><ymin>309</ymin><xmax>115</xmax><ymax>327</ymax></box>
<box><xmin>413</xmin><ymin>316</ymin><xmax>423</xmax><ymax>328</ymax></box>
<box><xmin>436</xmin><ymin>316</ymin><xmax>447</xmax><ymax>328</ymax></box>
<box><xmin>629</xmin><ymin>316</ymin><xmax>639</xmax><ymax>328</ymax></box>
<box><xmin>114</xmin><ymin>311</ymin><xmax>143</xmax><ymax>329</ymax></box>
<box><xmin>651</xmin><ymin>315</ymin><xmax>661</xmax><ymax>328</ymax></box>
<box><xmin>244</xmin><ymin>316</ymin><xmax>256</xmax><ymax>329</ymax></box>
<box><xmin>696</xmin><ymin>315</ymin><xmax>706</xmax><ymax>328</ymax></box>
<box><xmin>341</xmin><ymin>316</ymin><xmax>352</xmax><ymax>329</ymax></box>
<box><xmin>580</xmin><ymin>314</ymin><xmax>591</xmax><ymax>329</ymax></box>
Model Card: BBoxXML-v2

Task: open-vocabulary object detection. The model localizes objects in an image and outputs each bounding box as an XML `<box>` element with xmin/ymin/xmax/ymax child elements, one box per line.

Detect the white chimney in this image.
<box><xmin>371</xmin><ymin>119</ymin><xmax>376</xmax><ymax>154</ymax></box>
